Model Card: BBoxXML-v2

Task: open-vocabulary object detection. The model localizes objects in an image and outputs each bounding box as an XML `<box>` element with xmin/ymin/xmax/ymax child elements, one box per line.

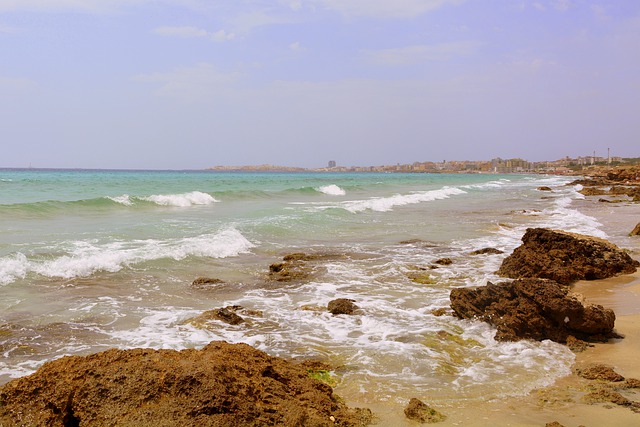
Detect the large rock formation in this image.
<box><xmin>450</xmin><ymin>278</ymin><xmax>616</xmax><ymax>343</ymax></box>
<box><xmin>0</xmin><ymin>341</ymin><xmax>372</xmax><ymax>427</ymax></box>
<box><xmin>497</xmin><ymin>228</ymin><xmax>639</xmax><ymax>285</ymax></box>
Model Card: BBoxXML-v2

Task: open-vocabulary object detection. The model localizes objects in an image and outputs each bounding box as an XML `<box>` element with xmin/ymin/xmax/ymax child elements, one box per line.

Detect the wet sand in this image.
<box><xmin>363</xmin><ymin>199</ymin><xmax>640</xmax><ymax>426</ymax></box>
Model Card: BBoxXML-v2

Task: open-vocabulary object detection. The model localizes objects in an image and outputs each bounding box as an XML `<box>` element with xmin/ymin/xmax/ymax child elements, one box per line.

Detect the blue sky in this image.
<box><xmin>1</xmin><ymin>0</ymin><xmax>639</xmax><ymax>169</ymax></box>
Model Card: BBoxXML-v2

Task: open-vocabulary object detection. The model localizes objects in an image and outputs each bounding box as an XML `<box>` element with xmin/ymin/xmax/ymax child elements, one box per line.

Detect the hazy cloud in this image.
<box><xmin>289</xmin><ymin>41</ymin><xmax>305</xmax><ymax>51</ymax></box>
<box><xmin>0</xmin><ymin>0</ymin><xmax>148</xmax><ymax>13</ymax></box>
<box><xmin>153</xmin><ymin>26</ymin><xmax>235</xmax><ymax>41</ymax></box>
<box><xmin>0</xmin><ymin>75</ymin><xmax>37</xmax><ymax>91</ymax></box>
<box><xmin>362</xmin><ymin>41</ymin><xmax>481</xmax><ymax>66</ymax></box>
<box><xmin>135</xmin><ymin>63</ymin><xmax>241</xmax><ymax>102</ymax></box>
<box><xmin>313</xmin><ymin>0</ymin><xmax>464</xmax><ymax>18</ymax></box>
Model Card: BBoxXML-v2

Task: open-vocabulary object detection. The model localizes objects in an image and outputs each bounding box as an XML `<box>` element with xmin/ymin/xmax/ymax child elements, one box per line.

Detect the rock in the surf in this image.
<box><xmin>268</xmin><ymin>252</ymin><xmax>345</xmax><ymax>282</ymax></box>
<box><xmin>630</xmin><ymin>223</ymin><xmax>640</xmax><ymax>236</ymax></box>
<box><xmin>450</xmin><ymin>278</ymin><xmax>616</xmax><ymax>343</ymax></box>
<box><xmin>497</xmin><ymin>228</ymin><xmax>639</xmax><ymax>285</ymax></box>
<box><xmin>184</xmin><ymin>306</ymin><xmax>246</xmax><ymax>327</ymax></box>
<box><xmin>0</xmin><ymin>341</ymin><xmax>373</xmax><ymax>427</ymax></box>
<box><xmin>403</xmin><ymin>398</ymin><xmax>446</xmax><ymax>423</ymax></box>
<box><xmin>469</xmin><ymin>247</ymin><xmax>503</xmax><ymax>256</ymax></box>
<box><xmin>328</xmin><ymin>298</ymin><xmax>359</xmax><ymax>315</ymax></box>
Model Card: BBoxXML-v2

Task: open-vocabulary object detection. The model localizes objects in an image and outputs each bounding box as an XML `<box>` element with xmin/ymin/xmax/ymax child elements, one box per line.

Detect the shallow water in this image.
<box><xmin>1</xmin><ymin>169</ymin><xmax>624</xmax><ymax>421</ymax></box>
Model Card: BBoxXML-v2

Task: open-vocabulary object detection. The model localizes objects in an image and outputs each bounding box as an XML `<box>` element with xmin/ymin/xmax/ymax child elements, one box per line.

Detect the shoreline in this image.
<box><xmin>347</xmin><ymin>194</ymin><xmax>640</xmax><ymax>426</ymax></box>
<box><xmin>445</xmin><ymin>198</ymin><xmax>640</xmax><ymax>426</ymax></box>
<box><xmin>343</xmin><ymin>276</ymin><xmax>640</xmax><ymax>426</ymax></box>
<box><xmin>1</xmin><ymin>172</ymin><xmax>638</xmax><ymax>426</ymax></box>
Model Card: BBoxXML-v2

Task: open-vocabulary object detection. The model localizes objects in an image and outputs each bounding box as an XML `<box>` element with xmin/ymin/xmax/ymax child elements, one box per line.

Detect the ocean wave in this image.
<box><xmin>341</xmin><ymin>187</ymin><xmax>467</xmax><ymax>213</ymax></box>
<box><xmin>0</xmin><ymin>228</ymin><xmax>253</xmax><ymax>285</ymax></box>
<box><xmin>316</xmin><ymin>185</ymin><xmax>346</xmax><ymax>196</ymax></box>
<box><xmin>140</xmin><ymin>191</ymin><xmax>218</xmax><ymax>207</ymax></box>
<box><xmin>107</xmin><ymin>191</ymin><xmax>219</xmax><ymax>207</ymax></box>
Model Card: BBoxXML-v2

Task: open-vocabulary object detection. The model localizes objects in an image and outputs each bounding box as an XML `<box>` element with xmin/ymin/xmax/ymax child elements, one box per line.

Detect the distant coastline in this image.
<box><xmin>4</xmin><ymin>155</ymin><xmax>638</xmax><ymax>175</ymax></box>
<box><xmin>207</xmin><ymin>155</ymin><xmax>640</xmax><ymax>175</ymax></box>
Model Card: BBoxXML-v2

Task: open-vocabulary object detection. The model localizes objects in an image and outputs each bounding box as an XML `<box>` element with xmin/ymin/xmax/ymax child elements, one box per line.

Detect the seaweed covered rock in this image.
<box><xmin>268</xmin><ymin>252</ymin><xmax>344</xmax><ymax>282</ymax></box>
<box><xmin>0</xmin><ymin>341</ymin><xmax>373</xmax><ymax>427</ymax></box>
<box><xmin>450</xmin><ymin>278</ymin><xmax>616</xmax><ymax>343</ymax></box>
<box><xmin>497</xmin><ymin>228</ymin><xmax>639</xmax><ymax>285</ymax></box>
<box><xmin>404</xmin><ymin>398</ymin><xmax>446</xmax><ymax>423</ymax></box>
<box><xmin>328</xmin><ymin>298</ymin><xmax>359</xmax><ymax>315</ymax></box>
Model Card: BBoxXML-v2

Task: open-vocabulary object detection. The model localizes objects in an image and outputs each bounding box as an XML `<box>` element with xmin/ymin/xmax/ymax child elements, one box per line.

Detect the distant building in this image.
<box><xmin>328</xmin><ymin>160</ymin><xmax>336</xmax><ymax>168</ymax></box>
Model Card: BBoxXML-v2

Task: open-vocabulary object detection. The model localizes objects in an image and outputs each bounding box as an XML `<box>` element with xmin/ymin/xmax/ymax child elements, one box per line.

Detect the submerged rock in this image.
<box><xmin>469</xmin><ymin>247</ymin><xmax>504</xmax><ymax>256</ymax></box>
<box><xmin>403</xmin><ymin>398</ymin><xmax>446</xmax><ymax>423</ymax></box>
<box><xmin>328</xmin><ymin>299</ymin><xmax>359</xmax><ymax>315</ymax></box>
<box><xmin>192</xmin><ymin>277</ymin><xmax>225</xmax><ymax>285</ymax></box>
<box><xmin>0</xmin><ymin>341</ymin><xmax>373</xmax><ymax>427</ymax></box>
<box><xmin>449</xmin><ymin>278</ymin><xmax>616</xmax><ymax>343</ymax></box>
<box><xmin>575</xmin><ymin>363</ymin><xmax>625</xmax><ymax>382</ymax></box>
<box><xmin>497</xmin><ymin>228</ymin><xmax>639</xmax><ymax>285</ymax></box>
<box><xmin>268</xmin><ymin>252</ymin><xmax>344</xmax><ymax>283</ymax></box>
<box><xmin>185</xmin><ymin>306</ymin><xmax>246</xmax><ymax>327</ymax></box>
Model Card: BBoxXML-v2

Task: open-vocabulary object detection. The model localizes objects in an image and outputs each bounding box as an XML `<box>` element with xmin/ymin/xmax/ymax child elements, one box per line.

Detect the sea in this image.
<box><xmin>0</xmin><ymin>169</ymin><xmax>626</xmax><ymax>420</ymax></box>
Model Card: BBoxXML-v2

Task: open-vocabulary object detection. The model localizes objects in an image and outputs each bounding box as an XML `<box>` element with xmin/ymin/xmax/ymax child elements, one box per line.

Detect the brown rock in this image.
<box><xmin>268</xmin><ymin>252</ymin><xmax>344</xmax><ymax>282</ymax></box>
<box><xmin>545</xmin><ymin>422</ymin><xmax>565</xmax><ymax>427</ymax></box>
<box><xmin>185</xmin><ymin>307</ymin><xmax>246</xmax><ymax>327</ymax></box>
<box><xmin>0</xmin><ymin>341</ymin><xmax>373</xmax><ymax>427</ymax></box>
<box><xmin>579</xmin><ymin>187</ymin><xmax>608</xmax><ymax>196</ymax></box>
<box><xmin>469</xmin><ymin>247</ymin><xmax>504</xmax><ymax>255</ymax></box>
<box><xmin>430</xmin><ymin>308</ymin><xmax>448</xmax><ymax>317</ymax></box>
<box><xmin>192</xmin><ymin>277</ymin><xmax>225</xmax><ymax>287</ymax></box>
<box><xmin>497</xmin><ymin>228</ymin><xmax>639</xmax><ymax>285</ymax></box>
<box><xmin>538</xmin><ymin>186</ymin><xmax>553</xmax><ymax>191</ymax></box>
<box><xmin>328</xmin><ymin>299</ymin><xmax>359</xmax><ymax>315</ymax></box>
<box><xmin>575</xmin><ymin>363</ymin><xmax>625</xmax><ymax>382</ymax></box>
<box><xmin>404</xmin><ymin>398</ymin><xmax>446</xmax><ymax>423</ymax></box>
<box><xmin>630</xmin><ymin>223</ymin><xmax>640</xmax><ymax>236</ymax></box>
<box><xmin>434</xmin><ymin>258</ymin><xmax>453</xmax><ymax>265</ymax></box>
<box><xmin>450</xmin><ymin>278</ymin><xmax>616</xmax><ymax>343</ymax></box>
<box><xmin>565</xmin><ymin>335</ymin><xmax>591</xmax><ymax>352</ymax></box>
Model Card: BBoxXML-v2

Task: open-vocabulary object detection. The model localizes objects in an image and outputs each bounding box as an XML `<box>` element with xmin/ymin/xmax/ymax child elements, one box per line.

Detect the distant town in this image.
<box><xmin>208</xmin><ymin>154</ymin><xmax>640</xmax><ymax>174</ymax></box>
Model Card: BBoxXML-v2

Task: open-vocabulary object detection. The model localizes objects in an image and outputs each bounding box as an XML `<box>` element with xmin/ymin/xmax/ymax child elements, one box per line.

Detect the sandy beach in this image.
<box><xmin>438</xmin><ymin>200</ymin><xmax>640</xmax><ymax>426</ymax></box>
<box><xmin>449</xmin><ymin>274</ymin><xmax>640</xmax><ymax>427</ymax></box>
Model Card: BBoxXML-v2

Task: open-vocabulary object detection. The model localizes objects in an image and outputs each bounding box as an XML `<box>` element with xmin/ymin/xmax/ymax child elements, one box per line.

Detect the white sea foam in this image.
<box><xmin>1</xmin><ymin>228</ymin><xmax>254</xmax><ymax>282</ymax></box>
<box><xmin>142</xmin><ymin>191</ymin><xmax>218</xmax><ymax>207</ymax></box>
<box><xmin>107</xmin><ymin>194</ymin><xmax>133</xmax><ymax>206</ymax></box>
<box><xmin>342</xmin><ymin>187</ymin><xmax>467</xmax><ymax>213</ymax></box>
<box><xmin>106</xmin><ymin>191</ymin><xmax>218</xmax><ymax>207</ymax></box>
<box><xmin>316</xmin><ymin>184</ymin><xmax>346</xmax><ymax>196</ymax></box>
<box><xmin>0</xmin><ymin>253</ymin><xmax>28</xmax><ymax>285</ymax></box>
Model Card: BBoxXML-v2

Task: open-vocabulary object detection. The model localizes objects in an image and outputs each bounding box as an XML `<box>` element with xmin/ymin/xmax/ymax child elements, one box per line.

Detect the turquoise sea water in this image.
<box><xmin>0</xmin><ymin>168</ymin><xmax>619</xmax><ymax>422</ymax></box>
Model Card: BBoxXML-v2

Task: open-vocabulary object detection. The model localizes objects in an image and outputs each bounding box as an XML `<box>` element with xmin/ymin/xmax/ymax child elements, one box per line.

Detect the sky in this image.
<box><xmin>1</xmin><ymin>0</ymin><xmax>639</xmax><ymax>169</ymax></box>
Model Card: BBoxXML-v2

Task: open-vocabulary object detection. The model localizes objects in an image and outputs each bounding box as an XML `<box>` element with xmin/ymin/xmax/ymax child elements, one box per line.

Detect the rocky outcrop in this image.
<box><xmin>630</xmin><ymin>223</ymin><xmax>640</xmax><ymax>236</ymax></box>
<box><xmin>268</xmin><ymin>252</ymin><xmax>344</xmax><ymax>282</ymax></box>
<box><xmin>0</xmin><ymin>341</ymin><xmax>373</xmax><ymax>427</ymax></box>
<box><xmin>184</xmin><ymin>306</ymin><xmax>246</xmax><ymax>327</ymax></box>
<box><xmin>450</xmin><ymin>278</ymin><xmax>616</xmax><ymax>343</ymax></box>
<box><xmin>328</xmin><ymin>299</ymin><xmax>359</xmax><ymax>315</ymax></box>
<box><xmin>575</xmin><ymin>363</ymin><xmax>625</xmax><ymax>382</ymax></box>
<box><xmin>497</xmin><ymin>228</ymin><xmax>639</xmax><ymax>285</ymax></box>
<box><xmin>403</xmin><ymin>398</ymin><xmax>446</xmax><ymax>423</ymax></box>
<box><xmin>192</xmin><ymin>277</ymin><xmax>225</xmax><ymax>287</ymax></box>
<box><xmin>573</xmin><ymin>362</ymin><xmax>640</xmax><ymax>411</ymax></box>
<box><xmin>571</xmin><ymin>166</ymin><xmax>640</xmax><ymax>202</ymax></box>
<box><xmin>469</xmin><ymin>247</ymin><xmax>503</xmax><ymax>256</ymax></box>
